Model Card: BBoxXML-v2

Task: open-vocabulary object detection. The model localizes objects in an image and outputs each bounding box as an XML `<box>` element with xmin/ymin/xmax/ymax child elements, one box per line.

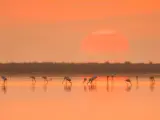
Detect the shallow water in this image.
<box><xmin>1</xmin><ymin>76</ymin><xmax>160</xmax><ymax>120</ymax></box>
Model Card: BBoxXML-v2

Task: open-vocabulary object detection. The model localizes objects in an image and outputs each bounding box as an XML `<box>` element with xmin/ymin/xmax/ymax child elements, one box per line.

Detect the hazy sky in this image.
<box><xmin>0</xmin><ymin>0</ymin><xmax>160</xmax><ymax>63</ymax></box>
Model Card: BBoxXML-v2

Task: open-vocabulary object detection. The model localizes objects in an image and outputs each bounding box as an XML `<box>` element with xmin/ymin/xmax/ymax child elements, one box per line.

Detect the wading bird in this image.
<box><xmin>125</xmin><ymin>78</ymin><xmax>132</xmax><ymax>92</ymax></box>
<box><xmin>125</xmin><ymin>78</ymin><xmax>132</xmax><ymax>86</ymax></box>
<box><xmin>42</xmin><ymin>76</ymin><xmax>48</xmax><ymax>83</ymax></box>
<box><xmin>83</xmin><ymin>78</ymin><xmax>87</xmax><ymax>84</ymax></box>
<box><xmin>150</xmin><ymin>76</ymin><xmax>155</xmax><ymax>83</ymax></box>
<box><xmin>30</xmin><ymin>76</ymin><xmax>36</xmax><ymax>83</ymax></box>
<box><xmin>1</xmin><ymin>76</ymin><xmax>7</xmax><ymax>85</ymax></box>
<box><xmin>87</xmin><ymin>76</ymin><xmax>97</xmax><ymax>85</ymax></box>
<box><xmin>62</xmin><ymin>76</ymin><xmax>72</xmax><ymax>84</ymax></box>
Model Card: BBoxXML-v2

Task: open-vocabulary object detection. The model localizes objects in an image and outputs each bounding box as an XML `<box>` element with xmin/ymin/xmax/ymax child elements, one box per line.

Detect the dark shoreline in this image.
<box><xmin>0</xmin><ymin>62</ymin><xmax>160</xmax><ymax>76</ymax></box>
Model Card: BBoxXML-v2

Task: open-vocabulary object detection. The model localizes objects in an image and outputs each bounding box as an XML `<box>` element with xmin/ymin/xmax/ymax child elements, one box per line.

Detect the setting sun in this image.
<box><xmin>81</xmin><ymin>30</ymin><xmax>129</xmax><ymax>56</ymax></box>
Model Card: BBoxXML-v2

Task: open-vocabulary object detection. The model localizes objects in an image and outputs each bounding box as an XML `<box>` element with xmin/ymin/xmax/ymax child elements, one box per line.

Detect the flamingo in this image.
<box><xmin>30</xmin><ymin>76</ymin><xmax>36</xmax><ymax>83</ymax></box>
<box><xmin>62</xmin><ymin>76</ymin><xmax>72</xmax><ymax>84</ymax></box>
<box><xmin>1</xmin><ymin>76</ymin><xmax>7</xmax><ymax>85</ymax></box>
<box><xmin>125</xmin><ymin>78</ymin><xmax>132</xmax><ymax>86</ymax></box>
<box><xmin>42</xmin><ymin>76</ymin><xmax>48</xmax><ymax>83</ymax></box>
<box><xmin>125</xmin><ymin>78</ymin><xmax>132</xmax><ymax>92</ymax></box>
<box><xmin>150</xmin><ymin>76</ymin><xmax>155</xmax><ymax>83</ymax></box>
<box><xmin>149</xmin><ymin>76</ymin><xmax>155</xmax><ymax>91</ymax></box>
<box><xmin>150</xmin><ymin>81</ymin><xmax>155</xmax><ymax>92</ymax></box>
<box><xmin>87</xmin><ymin>76</ymin><xmax>97</xmax><ymax>85</ymax></box>
<box><xmin>83</xmin><ymin>78</ymin><xmax>87</xmax><ymax>84</ymax></box>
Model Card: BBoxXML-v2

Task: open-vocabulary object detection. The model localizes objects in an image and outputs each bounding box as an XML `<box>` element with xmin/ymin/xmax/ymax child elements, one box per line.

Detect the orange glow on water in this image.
<box><xmin>1</xmin><ymin>76</ymin><xmax>160</xmax><ymax>120</ymax></box>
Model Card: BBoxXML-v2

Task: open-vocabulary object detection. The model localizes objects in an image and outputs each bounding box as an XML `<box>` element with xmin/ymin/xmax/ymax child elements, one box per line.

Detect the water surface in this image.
<box><xmin>1</xmin><ymin>76</ymin><xmax>160</xmax><ymax>120</ymax></box>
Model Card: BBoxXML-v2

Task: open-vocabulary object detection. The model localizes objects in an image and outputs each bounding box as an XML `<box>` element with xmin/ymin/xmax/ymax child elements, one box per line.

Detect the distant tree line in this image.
<box><xmin>0</xmin><ymin>62</ymin><xmax>160</xmax><ymax>75</ymax></box>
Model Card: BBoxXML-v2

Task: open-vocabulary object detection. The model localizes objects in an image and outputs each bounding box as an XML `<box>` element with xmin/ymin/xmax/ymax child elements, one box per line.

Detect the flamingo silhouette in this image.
<box><xmin>83</xmin><ymin>78</ymin><xmax>87</xmax><ymax>84</ymax></box>
<box><xmin>43</xmin><ymin>80</ymin><xmax>48</xmax><ymax>92</ymax></box>
<box><xmin>150</xmin><ymin>76</ymin><xmax>155</xmax><ymax>83</ymax></box>
<box><xmin>42</xmin><ymin>76</ymin><xmax>48</xmax><ymax>83</ymax></box>
<box><xmin>125</xmin><ymin>78</ymin><xmax>132</xmax><ymax>92</ymax></box>
<box><xmin>87</xmin><ymin>76</ymin><xmax>97</xmax><ymax>85</ymax></box>
<box><xmin>150</xmin><ymin>81</ymin><xmax>155</xmax><ymax>92</ymax></box>
<box><xmin>1</xmin><ymin>76</ymin><xmax>7</xmax><ymax>85</ymax></box>
<box><xmin>30</xmin><ymin>76</ymin><xmax>36</xmax><ymax>83</ymax></box>
<box><xmin>62</xmin><ymin>76</ymin><xmax>72</xmax><ymax>85</ymax></box>
<box><xmin>125</xmin><ymin>78</ymin><xmax>132</xmax><ymax>86</ymax></box>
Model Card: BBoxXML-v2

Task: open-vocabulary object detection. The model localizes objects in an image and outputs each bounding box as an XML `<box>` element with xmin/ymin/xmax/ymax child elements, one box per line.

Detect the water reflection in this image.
<box><xmin>31</xmin><ymin>82</ymin><xmax>36</xmax><ymax>92</ymax></box>
<box><xmin>1</xmin><ymin>84</ymin><xmax>7</xmax><ymax>94</ymax></box>
<box><xmin>111</xmin><ymin>77</ymin><xmax>114</xmax><ymax>92</ymax></box>
<box><xmin>136</xmin><ymin>77</ymin><xmax>139</xmax><ymax>90</ymax></box>
<box><xmin>106</xmin><ymin>79</ymin><xmax>109</xmax><ymax>92</ymax></box>
<box><xmin>136</xmin><ymin>82</ymin><xmax>139</xmax><ymax>90</ymax></box>
<box><xmin>125</xmin><ymin>85</ymin><xmax>132</xmax><ymax>92</ymax></box>
<box><xmin>83</xmin><ymin>84</ymin><xmax>97</xmax><ymax>92</ymax></box>
<box><xmin>106</xmin><ymin>76</ymin><xmax>110</xmax><ymax>92</ymax></box>
<box><xmin>150</xmin><ymin>81</ymin><xmax>156</xmax><ymax>92</ymax></box>
<box><xmin>84</xmin><ymin>85</ymin><xmax>87</xmax><ymax>92</ymax></box>
<box><xmin>88</xmin><ymin>84</ymin><xmax>97</xmax><ymax>92</ymax></box>
<box><xmin>43</xmin><ymin>81</ymin><xmax>48</xmax><ymax>92</ymax></box>
<box><xmin>64</xmin><ymin>83</ymin><xmax>72</xmax><ymax>92</ymax></box>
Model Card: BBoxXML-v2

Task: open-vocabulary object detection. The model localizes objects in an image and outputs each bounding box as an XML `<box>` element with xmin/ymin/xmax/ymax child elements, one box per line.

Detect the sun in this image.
<box><xmin>81</xmin><ymin>30</ymin><xmax>129</xmax><ymax>61</ymax></box>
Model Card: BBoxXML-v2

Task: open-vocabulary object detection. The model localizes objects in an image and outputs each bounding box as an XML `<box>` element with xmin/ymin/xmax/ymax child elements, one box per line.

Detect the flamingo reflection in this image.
<box><xmin>31</xmin><ymin>82</ymin><xmax>36</xmax><ymax>92</ymax></box>
<box><xmin>43</xmin><ymin>81</ymin><xmax>48</xmax><ymax>92</ymax></box>
<box><xmin>125</xmin><ymin>85</ymin><xmax>132</xmax><ymax>92</ymax></box>
<box><xmin>106</xmin><ymin>76</ymin><xmax>109</xmax><ymax>92</ymax></box>
<box><xmin>136</xmin><ymin>76</ymin><xmax>139</xmax><ymax>90</ymax></box>
<box><xmin>88</xmin><ymin>84</ymin><xmax>97</xmax><ymax>92</ymax></box>
<box><xmin>64</xmin><ymin>83</ymin><xmax>72</xmax><ymax>92</ymax></box>
<box><xmin>1</xmin><ymin>84</ymin><xmax>7</xmax><ymax>94</ymax></box>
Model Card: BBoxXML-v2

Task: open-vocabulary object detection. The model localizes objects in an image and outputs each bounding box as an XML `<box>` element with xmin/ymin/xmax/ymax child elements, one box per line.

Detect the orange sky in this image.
<box><xmin>0</xmin><ymin>0</ymin><xmax>160</xmax><ymax>63</ymax></box>
<box><xmin>1</xmin><ymin>0</ymin><xmax>159</xmax><ymax>23</ymax></box>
